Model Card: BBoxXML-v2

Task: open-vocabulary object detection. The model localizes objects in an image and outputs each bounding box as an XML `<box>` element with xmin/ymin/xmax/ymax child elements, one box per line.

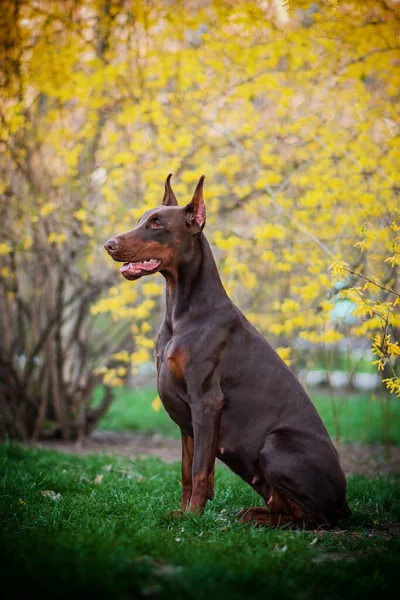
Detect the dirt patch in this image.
<box><xmin>32</xmin><ymin>431</ymin><xmax>400</xmax><ymax>477</ymax></box>
<box><xmin>336</xmin><ymin>441</ymin><xmax>400</xmax><ymax>477</ymax></box>
<box><xmin>34</xmin><ymin>431</ymin><xmax>182</xmax><ymax>462</ymax></box>
<box><xmin>311</xmin><ymin>551</ymin><xmax>358</xmax><ymax>564</ymax></box>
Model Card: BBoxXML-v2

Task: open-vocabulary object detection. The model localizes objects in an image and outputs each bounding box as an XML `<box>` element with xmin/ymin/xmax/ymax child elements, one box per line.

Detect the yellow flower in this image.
<box><xmin>0</xmin><ymin>242</ymin><xmax>11</xmax><ymax>255</ymax></box>
<box><xmin>73</xmin><ymin>208</ymin><xmax>87</xmax><ymax>221</ymax></box>
<box><xmin>48</xmin><ymin>232</ymin><xmax>67</xmax><ymax>245</ymax></box>
<box><xmin>320</xmin><ymin>330</ymin><xmax>344</xmax><ymax>344</ymax></box>
<box><xmin>276</xmin><ymin>347</ymin><xmax>291</xmax><ymax>366</ymax></box>
<box><xmin>152</xmin><ymin>396</ymin><xmax>162</xmax><ymax>412</ymax></box>
<box><xmin>329</xmin><ymin>261</ymin><xmax>349</xmax><ymax>280</ymax></box>
<box><xmin>39</xmin><ymin>203</ymin><xmax>56</xmax><ymax>217</ymax></box>
<box><xmin>111</xmin><ymin>351</ymin><xmax>130</xmax><ymax>363</ymax></box>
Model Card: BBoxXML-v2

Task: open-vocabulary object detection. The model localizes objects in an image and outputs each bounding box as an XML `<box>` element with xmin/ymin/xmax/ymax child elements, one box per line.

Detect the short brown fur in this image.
<box><xmin>167</xmin><ymin>348</ymin><xmax>189</xmax><ymax>381</ymax></box>
<box><xmin>104</xmin><ymin>174</ymin><xmax>351</xmax><ymax>528</ymax></box>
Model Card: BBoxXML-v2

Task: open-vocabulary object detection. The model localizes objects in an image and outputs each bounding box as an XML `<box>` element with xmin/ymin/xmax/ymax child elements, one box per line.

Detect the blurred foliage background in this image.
<box><xmin>0</xmin><ymin>0</ymin><xmax>399</xmax><ymax>442</ymax></box>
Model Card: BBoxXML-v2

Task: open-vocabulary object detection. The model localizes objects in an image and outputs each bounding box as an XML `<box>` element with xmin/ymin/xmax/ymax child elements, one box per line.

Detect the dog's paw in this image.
<box><xmin>165</xmin><ymin>509</ymin><xmax>187</xmax><ymax>519</ymax></box>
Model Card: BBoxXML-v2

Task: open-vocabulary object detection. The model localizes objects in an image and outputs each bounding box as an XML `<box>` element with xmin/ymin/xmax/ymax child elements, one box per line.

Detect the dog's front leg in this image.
<box><xmin>180</xmin><ymin>430</ymin><xmax>194</xmax><ymax>509</ymax></box>
<box><xmin>180</xmin><ymin>429</ymin><xmax>215</xmax><ymax>508</ymax></box>
<box><xmin>189</xmin><ymin>389</ymin><xmax>223</xmax><ymax>513</ymax></box>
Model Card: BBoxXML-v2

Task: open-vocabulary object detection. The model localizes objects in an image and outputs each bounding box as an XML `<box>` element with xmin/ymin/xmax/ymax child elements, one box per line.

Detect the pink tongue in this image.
<box><xmin>120</xmin><ymin>261</ymin><xmax>148</xmax><ymax>274</ymax></box>
<box><xmin>120</xmin><ymin>263</ymin><xmax>131</xmax><ymax>273</ymax></box>
<box><xmin>120</xmin><ymin>260</ymin><xmax>160</xmax><ymax>274</ymax></box>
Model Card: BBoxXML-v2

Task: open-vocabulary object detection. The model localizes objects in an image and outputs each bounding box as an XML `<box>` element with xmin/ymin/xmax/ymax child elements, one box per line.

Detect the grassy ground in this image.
<box><xmin>98</xmin><ymin>386</ymin><xmax>400</xmax><ymax>444</ymax></box>
<box><xmin>1</xmin><ymin>444</ymin><xmax>399</xmax><ymax>600</ymax></box>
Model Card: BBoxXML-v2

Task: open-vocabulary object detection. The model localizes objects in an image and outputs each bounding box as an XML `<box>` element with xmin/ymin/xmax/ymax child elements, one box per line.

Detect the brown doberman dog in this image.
<box><xmin>104</xmin><ymin>174</ymin><xmax>351</xmax><ymax>528</ymax></box>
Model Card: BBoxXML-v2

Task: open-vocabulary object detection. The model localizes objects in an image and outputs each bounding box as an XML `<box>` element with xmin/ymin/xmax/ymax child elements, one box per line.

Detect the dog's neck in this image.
<box><xmin>162</xmin><ymin>233</ymin><xmax>228</xmax><ymax>327</ymax></box>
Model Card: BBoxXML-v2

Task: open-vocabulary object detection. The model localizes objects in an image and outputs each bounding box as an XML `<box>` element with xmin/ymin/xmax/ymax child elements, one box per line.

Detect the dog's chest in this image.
<box><xmin>156</xmin><ymin>337</ymin><xmax>193</xmax><ymax>435</ymax></box>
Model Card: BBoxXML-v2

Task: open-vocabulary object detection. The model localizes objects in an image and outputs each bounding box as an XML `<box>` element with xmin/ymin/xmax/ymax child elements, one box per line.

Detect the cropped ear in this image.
<box><xmin>161</xmin><ymin>173</ymin><xmax>178</xmax><ymax>206</ymax></box>
<box><xmin>185</xmin><ymin>175</ymin><xmax>206</xmax><ymax>233</ymax></box>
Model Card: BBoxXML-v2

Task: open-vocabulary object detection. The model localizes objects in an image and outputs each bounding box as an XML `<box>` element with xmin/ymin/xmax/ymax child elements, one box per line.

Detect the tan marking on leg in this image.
<box><xmin>181</xmin><ymin>433</ymin><xmax>194</xmax><ymax>509</ymax></box>
<box><xmin>189</xmin><ymin>468</ymin><xmax>209</xmax><ymax>513</ymax></box>
<box><xmin>267</xmin><ymin>490</ymin><xmax>284</xmax><ymax>513</ymax></box>
<box><xmin>167</xmin><ymin>348</ymin><xmax>189</xmax><ymax>380</ymax></box>
<box><xmin>266</xmin><ymin>490</ymin><xmax>307</xmax><ymax>519</ymax></box>
<box><xmin>236</xmin><ymin>507</ymin><xmax>310</xmax><ymax>528</ymax></box>
<box><xmin>286</xmin><ymin>496</ymin><xmax>306</xmax><ymax>519</ymax></box>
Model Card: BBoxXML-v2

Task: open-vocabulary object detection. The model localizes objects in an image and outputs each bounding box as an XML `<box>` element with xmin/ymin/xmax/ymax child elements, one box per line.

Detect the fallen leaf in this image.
<box><xmin>154</xmin><ymin>564</ymin><xmax>184</xmax><ymax>577</ymax></box>
<box><xmin>94</xmin><ymin>474</ymin><xmax>104</xmax><ymax>485</ymax></box>
<box><xmin>273</xmin><ymin>544</ymin><xmax>287</xmax><ymax>553</ymax></box>
<box><xmin>41</xmin><ymin>490</ymin><xmax>61</xmax><ymax>501</ymax></box>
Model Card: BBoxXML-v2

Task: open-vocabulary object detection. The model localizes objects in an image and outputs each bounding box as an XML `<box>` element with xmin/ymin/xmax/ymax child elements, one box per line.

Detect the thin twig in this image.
<box><xmin>343</xmin><ymin>267</ymin><xmax>400</xmax><ymax>299</ymax></box>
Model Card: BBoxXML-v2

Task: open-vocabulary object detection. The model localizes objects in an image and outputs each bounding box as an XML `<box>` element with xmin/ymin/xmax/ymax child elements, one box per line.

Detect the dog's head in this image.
<box><xmin>104</xmin><ymin>174</ymin><xmax>206</xmax><ymax>280</ymax></box>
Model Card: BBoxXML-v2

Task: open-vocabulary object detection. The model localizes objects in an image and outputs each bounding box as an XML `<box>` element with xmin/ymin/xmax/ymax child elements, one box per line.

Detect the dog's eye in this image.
<box><xmin>150</xmin><ymin>219</ymin><xmax>162</xmax><ymax>229</ymax></box>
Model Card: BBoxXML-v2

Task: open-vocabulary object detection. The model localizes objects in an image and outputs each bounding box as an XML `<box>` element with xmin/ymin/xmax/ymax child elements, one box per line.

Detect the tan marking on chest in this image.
<box><xmin>167</xmin><ymin>348</ymin><xmax>189</xmax><ymax>380</ymax></box>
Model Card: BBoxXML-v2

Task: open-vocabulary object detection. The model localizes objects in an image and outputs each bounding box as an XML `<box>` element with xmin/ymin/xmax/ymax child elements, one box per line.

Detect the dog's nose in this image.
<box><xmin>104</xmin><ymin>238</ymin><xmax>118</xmax><ymax>253</ymax></box>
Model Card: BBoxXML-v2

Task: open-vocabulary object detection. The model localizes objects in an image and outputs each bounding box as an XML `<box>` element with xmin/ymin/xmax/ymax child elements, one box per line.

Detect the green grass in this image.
<box><xmin>97</xmin><ymin>385</ymin><xmax>179</xmax><ymax>438</ymax></box>
<box><xmin>312</xmin><ymin>393</ymin><xmax>400</xmax><ymax>444</ymax></box>
<box><xmin>312</xmin><ymin>353</ymin><xmax>376</xmax><ymax>374</ymax></box>
<box><xmin>1</xmin><ymin>444</ymin><xmax>399</xmax><ymax>599</ymax></box>
<box><xmin>98</xmin><ymin>386</ymin><xmax>400</xmax><ymax>444</ymax></box>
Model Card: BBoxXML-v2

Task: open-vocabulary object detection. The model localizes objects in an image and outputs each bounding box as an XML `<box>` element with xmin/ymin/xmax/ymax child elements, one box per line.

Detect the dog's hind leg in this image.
<box><xmin>255</xmin><ymin>433</ymin><xmax>334</xmax><ymax>528</ymax></box>
<box><xmin>235</xmin><ymin>506</ymin><xmax>315</xmax><ymax>529</ymax></box>
<box><xmin>236</xmin><ymin>486</ymin><xmax>316</xmax><ymax>528</ymax></box>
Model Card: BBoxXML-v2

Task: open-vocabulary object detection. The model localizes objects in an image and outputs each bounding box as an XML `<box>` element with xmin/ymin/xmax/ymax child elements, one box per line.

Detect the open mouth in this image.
<box><xmin>120</xmin><ymin>258</ymin><xmax>162</xmax><ymax>278</ymax></box>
